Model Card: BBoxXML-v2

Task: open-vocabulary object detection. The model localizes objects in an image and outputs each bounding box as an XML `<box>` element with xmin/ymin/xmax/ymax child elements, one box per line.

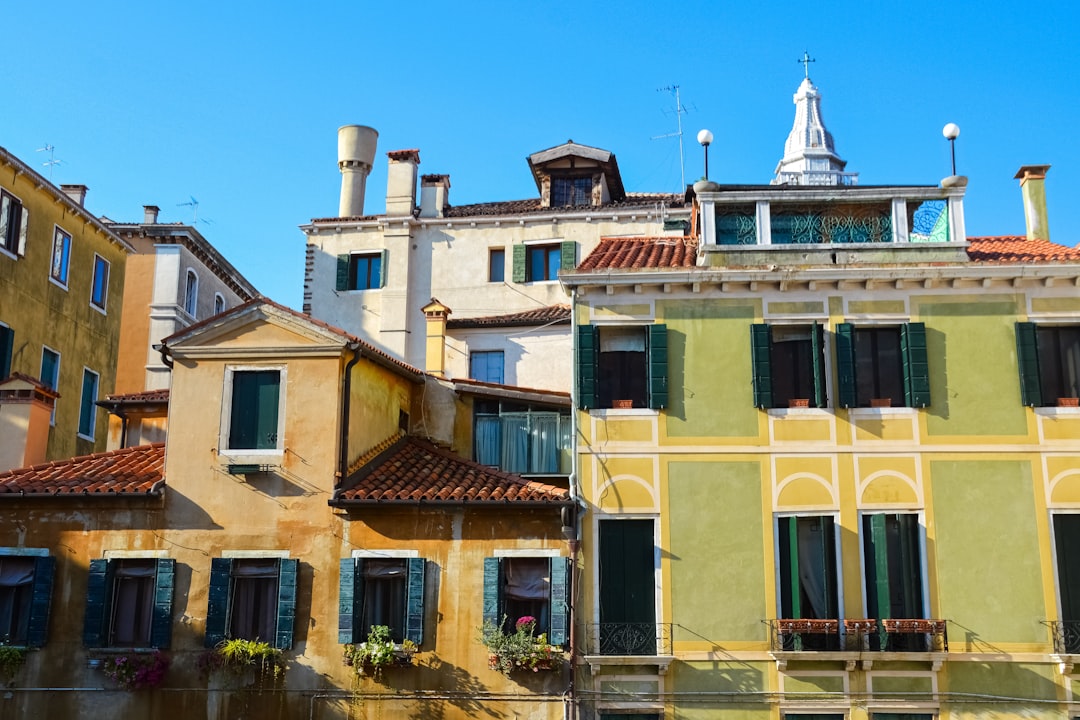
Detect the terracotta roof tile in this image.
<box><xmin>445</xmin><ymin>193</ymin><xmax>687</xmax><ymax>219</ymax></box>
<box><xmin>102</xmin><ymin>389</ymin><xmax>170</xmax><ymax>404</ymax></box>
<box><xmin>334</xmin><ymin>436</ymin><xmax>570</xmax><ymax>506</ymax></box>
<box><xmin>577</xmin><ymin>236</ymin><xmax>698</xmax><ymax>271</ymax></box>
<box><xmin>0</xmin><ymin>444</ymin><xmax>165</xmax><ymax>497</ymax></box>
<box><xmin>966</xmin><ymin>236</ymin><xmax>1080</xmax><ymax>263</ymax></box>
<box><xmin>447</xmin><ymin>304</ymin><xmax>570</xmax><ymax>329</ymax></box>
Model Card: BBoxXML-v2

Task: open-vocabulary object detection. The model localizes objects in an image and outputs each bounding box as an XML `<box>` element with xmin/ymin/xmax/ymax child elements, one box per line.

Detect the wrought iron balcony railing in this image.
<box><xmin>1044</xmin><ymin>620</ymin><xmax>1080</xmax><ymax>654</ymax></box>
<box><xmin>584</xmin><ymin>623</ymin><xmax>672</xmax><ymax>656</ymax></box>
<box><xmin>768</xmin><ymin>618</ymin><xmax>947</xmax><ymax>653</ymax></box>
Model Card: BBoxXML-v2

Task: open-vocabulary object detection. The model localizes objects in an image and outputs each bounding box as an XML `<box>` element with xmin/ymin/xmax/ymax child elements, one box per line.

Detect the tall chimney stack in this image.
<box><xmin>338</xmin><ymin>125</ymin><xmax>379</xmax><ymax>217</ymax></box>
<box><xmin>143</xmin><ymin>205</ymin><xmax>160</xmax><ymax>224</ymax></box>
<box><xmin>419</xmin><ymin>174</ymin><xmax>451</xmax><ymax>218</ymax></box>
<box><xmin>61</xmin><ymin>184</ymin><xmax>88</xmax><ymax>207</ymax></box>
<box><xmin>1015</xmin><ymin>165</ymin><xmax>1051</xmax><ymax>242</ymax></box>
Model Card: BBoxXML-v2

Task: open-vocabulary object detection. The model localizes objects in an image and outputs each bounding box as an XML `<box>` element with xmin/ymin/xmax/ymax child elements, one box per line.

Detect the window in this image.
<box><xmin>598</xmin><ymin>520</ymin><xmax>656</xmax><ymax>655</ymax></box>
<box><xmin>214</xmin><ymin>293</ymin><xmax>225</xmax><ymax>315</ymax></box>
<box><xmin>50</xmin><ymin>227</ymin><xmax>71</xmax><ymax>286</ymax></box>
<box><xmin>777</xmin><ymin>516</ymin><xmax>839</xmax><ymax>650</ymax></box>
<box><xmin>578</xmin><ymin>325</ymin><xmax>668</xmax><ymax>410</ymax></box>
<box><xmin>469</xmin><ymin>350</ymin><xmax>505</xmax><ymax>384</ymax></box>
<box><xmin>40</xmin><ymin>347</ymin><xmax>60</xmax><ymax>425</ymax></box>
<box><xmin>0</xmin><ymin>324</ymin><xmax>12</xmax><ymax>379</ymax></box>
<box><xmin>871</xmin><ymin>715</ymin><xmax>934</xmax><ymax>720</ymax></box>
<box><xmin>0</xmin><ymin>552</ymin><xmax>54</xmax><ymax>647</ymax></box>
<box><xmin>551</xmin><ymin>176</ymin><xmax>592</xmax><ymax>207</ymax></box>
<box><xmin>83</xmin><ymin>558</ymin><xmax>175</xmax><ymax>648</ymax></box>
<box><xmin>863</xmin><ymin>513</ymin><xmax>926</xmax><ymax>650</ymax></box>
<box><xmin>474</xmin><ymin>401</ymin><xmax>571</xmax><ymax>474</ymax></box>
<box><xmin>483</xmin><ymin>556</ymin><xmax>569</xmax><ymax>645</ymax></box>
<box><xmin>1054</xmin><ymin>514</ymin><xmax>1080</xmax><ymax>652</ymax></box>
<box><xmin>225</xmin><ymin>368</ymin><xmax>282</xmax><ymax>451</ymax></box>
<box><xmin>0</xmin><ymin>189</ymin><xmax>28</xmax><ymax>256</ymax></box>
<box><xmin>205</xmin><ymin>557</ymin><xmax>297</xmax><ymax>648</ymax></box>
<box><xmin>184</xmin><ymin>270</ymin><xmax>198</xmax><ymax>317</ymax></box>
<box><xmin>339</xmin><ymin>556</ymin><xmax>425</xmax><ymax>644</ymax></box>
<box><xmin>336</xmin><ymin>251</ymin><xmax>387</xmax><ymax>291</ymax></box>
<box><xmin>1017</xmin><ymin>323</ymin><xmax>1080</xmax><ymax>406</ymax></box>
<box><xmin>488</xmin><ymin>248</ymin><xmax>505</xmax><ymax>282</ymax></box>
<box><xmin>511</xmin><ymin>241</ymin><xmax>576</xmax><ymax>283</ymax></box>
<box><xmin>78</xmin><ymin>368</ymin><xmax>99</xmax><ymax>439</ymax></box>
<box><xmin>752</xmin><ymin>324</ymin><xmax>826</xmax><ymax>408</ymax></box>
<box><xmin>836</xmin><ymin>323</ymin><xmax>929</xmax><ymax>408</ymax></box>
<box><xmin>91</xmin><ymin>255</ymin><xmax>110</xmax><ymax>311</ymax></box>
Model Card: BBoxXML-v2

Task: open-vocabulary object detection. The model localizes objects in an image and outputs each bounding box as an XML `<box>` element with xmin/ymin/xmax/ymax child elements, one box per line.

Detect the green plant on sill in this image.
<box><xmin>343</xmin><ymin>625</ymin><xmax>417</xmax><ymax>677</ymax></box>
<box><xmin>480</xmin><ymin>616</ymin><xmax>562</xmax><ymax>675</ymax></box>
<box><xmin>0</xmin><ymin>644</ymin><xmax>26</xmax><ymax>683</ymax></box>
<box><xmin>200</xmin><ymin>638</ymin><xmax>286</xmax><ymax>686</ymax></box>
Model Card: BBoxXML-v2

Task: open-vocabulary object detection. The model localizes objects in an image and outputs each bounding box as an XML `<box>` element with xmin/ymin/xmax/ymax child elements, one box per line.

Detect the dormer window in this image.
<box><xmin>551</xmin><ymin>177</ymin><xmax>592</xmax><ymax>207</ymax></box>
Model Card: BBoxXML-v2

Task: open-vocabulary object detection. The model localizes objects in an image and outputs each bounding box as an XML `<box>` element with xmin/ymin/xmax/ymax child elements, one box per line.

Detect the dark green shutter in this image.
<box><xmin>275</xmin><ymin>558</ymin><xmax>298</xmax><ymax>650</ymax></box>
<box><xmin>786</xmin><ymin>517</ymin><xmax>801</xmax><ymax>618</ymax></box>
<box><xmin>901</xmin><ymin>322</ymin><xmax>930</xmax><ymax>408</ymax></box>
<box><xmin>79</xmin><ymin>370</ymin><xmax>97</xmax><ymax>436</ymax></box>
<box><xmin>1016</xmin><ymin>322</ymin><xmax>1042</xmax><ymax>407</ymax></box>
<box><xmin>482</xmin><ymin>557</ymin><xmax>501</xmax><ymax>628</ymax></box>
<box><xmin>378</xmin><ymin>249</ymin><xmax>388</xmax><ymax>288</ymax></box>
<box><xmin>577</xmin><ymin>325</ymin><xmax>598</xmax><ymax>409</ymax></box>
<box><xmin>867</xmin><ymin>515</ymin><xmax>891</xmax><ymax>620</ymax></box>
<box><xmin>0</xmin><ymin>325</ymin><xmax>12</xmax><ymax>379</ymax></box>
<box><xmin>648</xmin><ymin>324</ymin><xmax>668</xmax><ymax>410</ymax></box>
<box><xmin>812</xmin><ymin>323</ymin><xmax>826</xmax><ymax>408</ymax></box>
<box><xmin>230</xmin><ymin>370</ymin><xmax>280</xmax><ymax>450</ymax></box>
<box><xmin>405</xmin><ymin>557</ymin><xmax>425</xmax><ymax>645</ymax></box>
<box><xmin>549</xmin><ymin>557</ymin><xmax>570</xmax><ymax>646</ymax></box>
<box><xmin>559</xmin><ymin>241</ymin><xmax>577</xmax><ymax>271</ymax></box>
<box><xmin>150</xmin><ymin>559</ymin><xmax>175</xmax><ymax>648</ymax></box>
<box><xmin>338</xmin><ymin>558</ymin><xmax>358</xmax><ymax>643</ymax></box>
<box><xmin>750</xmin><ymin>324</ymin><xmax>773</xmax><ymax>409</ymax></box>
<box><xmin>83</xmin><ymin>559</ymin><xmax>111</xmax><ymax>648</ymax></box>
<box><xmin>511</xmin><ymin>245</ymin><xmax>526</xmax><ymax>283</ymax></box>
<box><xmin>336</xmin><ymin>254</ymin><xmax>350</xmax><ymax>291</ymax></box>
<box><xmin>835</xmin><ymin>323</ymin><xmax>856</xmax><ymax>409</ymax></box>
<box><xmin>27</xmin><ymin>556</ymin><xmax>55</xmax><ymax>648</ymax></box>
<box><xmin>205</xmin><ymin>558</ymin><xmax>232</xmax><ymax>647</ymax></box>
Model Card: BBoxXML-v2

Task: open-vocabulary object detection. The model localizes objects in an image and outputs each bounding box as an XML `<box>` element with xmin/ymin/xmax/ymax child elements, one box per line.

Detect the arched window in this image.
<box><xmin>214</xmin><ymin>293</ymin><xmax>225</xmax><ymax>315</ymax></box>
<box><xmin>184</xmin><ymin>270</ymin><xmax>198</xmax><ymax>317</ymax></box>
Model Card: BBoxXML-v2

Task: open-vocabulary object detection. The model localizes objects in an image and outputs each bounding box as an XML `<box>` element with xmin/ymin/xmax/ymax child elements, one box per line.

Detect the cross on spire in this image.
<box><xmin>798</xmin><ymin>50</ymin><xmax>815</xmax><ymax>79</ymax></box>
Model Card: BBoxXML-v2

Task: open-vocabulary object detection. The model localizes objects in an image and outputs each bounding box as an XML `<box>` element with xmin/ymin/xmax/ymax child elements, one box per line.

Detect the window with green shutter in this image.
<box><xmin>862</xmin><ymin>513</ymin><xmax>926</xmax><ymax>651</ymax></box>
<box><xmin>83</xmin><ymin>558</ymin><xmax>174</xmax><ymax>648</ymax></box>
<box><xmin>751</xmin><ymin>323</ymin><xmax>827</xmax><ymax>409</ymax></box>
<box><xmin>0</xmin><ymin>324</ymin><xmax>13</xmax><ymax>379</ymax></box>
<box><xmin>577</xmin><ymin>324</ymin><xmax>668</xmax><ymax>411</ymax></box>
<box><xmin>336</xmin><ymin>251</ymin><xmax>387</xmax><ymax>291</ymax></box>
<box><xmin>777</xmin><ymin>516</ymin><xmax>838</xmax><ymax>650</ymax></box>
<box><xmin>1018</xmin><ymin>323</ymin><xmax>1080</xmax><ymax>406</ymax></box>
<box><xmin>0</xmin><ymin>553</ymin><xmax>54</xmax><ymax>647</ymax></box>
<box><xmin>338</xmin><ymin>556</ymin><xmax>426</xmax><ymax>645</ymax></box>
<box><xmin>78</xmin><ymin>368</ymin><xmax>99</xmax><ymax>438</ymax></box>
<box><xmin>512</xmin><ymin>242</ymin><xmax>575</xmax><ymax>282</ymax></box>
<box><xmin>836</xmin><ymin>323</ymin><xmax>930</xmax><ymax>409</ymax></box>
<box><xmin>227</xmin><ymin>369</ymin><xmax>281</xmax><ymax>450</ymax></box>
<box><xmin>205</xmin><ymin>557</ymin><xmax>296</xmax><ymax>650</ymax></box>
<box><xmin>482</xmin><ymin>556</ymin><xmax>570</xmax><ymax>647</ymax></box>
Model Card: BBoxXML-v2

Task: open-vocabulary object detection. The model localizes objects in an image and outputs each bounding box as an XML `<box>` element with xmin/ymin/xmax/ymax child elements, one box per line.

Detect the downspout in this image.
<box><xmin>567</xmin><ymin>287</ymin><xmax>583</xmax><ymax>720</ymax></box>
<box><xmin>337</xmin><ymin>343</ymin><xmax>363</xmax><ymax>485</ymax></box>
<box><xmin>154</xmin><ymin>343</ymin><xmax>174</xmax><ymax>370</ymax></box>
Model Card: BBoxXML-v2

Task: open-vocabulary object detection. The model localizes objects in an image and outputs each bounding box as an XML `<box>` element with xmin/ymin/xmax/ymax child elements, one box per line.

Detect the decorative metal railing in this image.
<box><xmin>775</xmin><ymin>171</ymin><xmax>860</xmax><ymax>186</ymax></box>
<box><xmin>715</xmin><ymin>207</ymin><xmax>757</xmax><ymax>245</ymax></box>
<box><xmin>768</xmin><ymin>618</ymin><xmax>947</xmax><ymax>653</ymax></box>
<box><xmin>1044</xmin><ymin>620</ymin><xmax>1080</xmax><ymax>654</ymax></box>
<box><xmin>909</xmin><ymin>200</ymin><xmax>950</xmax><ymax>242</ymax></box>
<box><xmin>770</xmin><ymin>205</ymin><xmax>893</xmax><ymax>244</ymax></box>
<box><xmin>584</xmin><ymin>623</ymin><xmax>673</xmax><ymax>656</ymax></box>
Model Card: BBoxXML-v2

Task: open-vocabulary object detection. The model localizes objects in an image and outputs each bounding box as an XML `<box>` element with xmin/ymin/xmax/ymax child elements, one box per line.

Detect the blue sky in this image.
<box><xmin>5</xmin><ymin>1</ymin><xmax>1078</xmax><ymax>308</ymax></box>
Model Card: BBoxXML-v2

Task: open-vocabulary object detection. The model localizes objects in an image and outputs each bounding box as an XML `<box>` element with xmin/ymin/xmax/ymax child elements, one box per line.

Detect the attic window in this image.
<box><xmin>551</xmin><ymin>177</ymin><xmax>592</xmax><ymax>207</ymax></box>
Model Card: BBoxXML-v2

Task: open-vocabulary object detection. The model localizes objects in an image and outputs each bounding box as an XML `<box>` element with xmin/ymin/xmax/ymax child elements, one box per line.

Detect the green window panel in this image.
<box><xmin>482</xmin><ymin>556</ymin><xmax>569</xmax><ymax>647</ymax></box>
<box><xmin>559</xmin><ymin>240</ymin><xmax>577</xmax><ymax>271</ymax></box>
<box><xmin>835</xmin><ymin>323</ymin><xmax>857</xmax><ymax>408</ymax></box>
<box><xmin>83</xmin><ymin>558</ymin><xmax>174</xmax><ymax>649</ymax></box>
<box><xmin>335</xmin><ymin>254</ymin><xmax>349</xmax><ymax>291</ymax></box>
<box><xmin>750</xmin><ymin>324</ymin><xmax>773</xmax><ymax>409</ymax></box>
<box><xmin>338</xmin><ymin>557</ymin><xmax>359</xmax><ymax>643</ymax></box>
<box><xmin>863</xmin><ymin>513</ymin><xmax>923</xmax><ymax>622</ymax></box>
<box><xmin>228</xmin><ymin>370</ymin><xmax>280</xmax><ymax>450</ymax></box>
<box><xmin>648</xmin><ymin>324</ymin><xmax>668</xmax><ymax>410</ymax></box>
<box><xmin>576</xmin><ymin>325</ymin><xmax>598</xmax><ymax>409</ymax></box>
<box><xmin>901</xmin><ymin>322</ymin><xmax>930</xmax><ymax>407</ymax></box>
<box><xmin>26</xmin><ymin>556</ymin><xmax>55</xmax><ymax>648</ymax></box>
<box><xmin>276</xmin><ymin>558</ymin><xmax>298</xmax><ymax>650</ymax></box>
<box><xmin>812</xmin><ymin>322</ymin><xmax>826</xmax><ymax>408</ymax></box>
<box><xmin>0</xmin><ymin>325</ymin><xmax>13</xmax><ymax>379</ymax></box>
<box><xmin>511</xmin><ymin>245</ymin><xmax>527</xmax><ymax>283</ymax></box>
<box><xmin>577</xmin><ymin>324</ymin><xmax>668</xmax><ymax>411</ymax></box>
<box><xmin>204</xmin><ymin>558</ymin><xmax>233</xmax><ymax>648</ymax></box>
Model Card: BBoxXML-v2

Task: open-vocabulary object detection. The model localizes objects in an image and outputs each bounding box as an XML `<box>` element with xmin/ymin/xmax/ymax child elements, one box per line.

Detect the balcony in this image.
<box><xmin>769</xmin><ymin>618</ymin><xmax>948</xmax><ymax>655</ymax></box>
<box><xmin>1045</xmin><ymin>620</ymin><xmax>1080</xmax><ymax>655</ymax></box>
<box><xmin>582</xmin><ymin>623</ymin><xmax>674</xmax><ymax>674</ymax></box>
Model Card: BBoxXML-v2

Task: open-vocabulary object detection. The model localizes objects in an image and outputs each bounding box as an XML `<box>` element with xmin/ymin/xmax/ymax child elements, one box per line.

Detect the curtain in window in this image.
<box><xmin>230</xmin><ymin>560</ymin><xmax>278</xmax><ymax>642</ymax></box>
<box><xmin>797</xmin><ymin>522</ymin><xmax>828</xmax><ymax>618</ymax></box>
<box><xmin>362</xmin><ymin>560</ymin><xmax>407</xmax><ymax>641</ymax></box>
<box><xmin>500</xmin><ymin>415</ymin><xmax>529</xmax><ymax>473</ymax></box>
<box><xmin>529</xmin><ymin>415</ymin><xmax>559</xmax><ymax>473</ymax></box>
<box><xmin>475</xmin><ymin>416</ymin><xmax>501</xmax><ymax>466</ymax></box>
<box><xmin>111</xmin><ymin>561</ymin><xmax>156</xmax><ymax>646</ymax></box>
<box><xmin>0</xmin><ymin>557</ymin><xmax>34</xmax><ymax>642</ymax></box>
<box><xmin>504</xmin><ymin>557</ymin><xmax>551</xmax><ymax>632</ymax></box>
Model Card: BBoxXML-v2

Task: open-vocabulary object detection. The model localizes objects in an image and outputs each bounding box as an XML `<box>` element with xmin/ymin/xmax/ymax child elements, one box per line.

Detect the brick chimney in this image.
<box><xmin>143</xmin><ymin>205</ymin><xmax>160</xmax><ymax>224</ymax></box>
<box><xmin>61</xmin><ymin>184</ymin><xmax>88</xmax><ymax>207</ymax></box>
<box><xmin>421</xmin><ymin>299</ymin><xmax>451</xmax><ymax>377</ymax></box>
<box><xmin>419</xmin><ymin>174</ymin><xmax>451</xmax><ymax>218</ymax></box>
<box><xmin>1015</xmin><ymin>165</ymin><xmax>1051</xmax><ymax>242</ymax></box>
<box><xmin>386</xmin><ymin>149</ymin><xmax>420</xmax><ymax>217</ymax></box>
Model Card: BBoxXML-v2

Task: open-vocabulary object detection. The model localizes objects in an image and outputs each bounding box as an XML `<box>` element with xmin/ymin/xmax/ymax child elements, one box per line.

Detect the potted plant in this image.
<box><xmin>1058</xmin><ymin>397</ymin><xmax>1079</xmax><ymax>408</ymax></box>
<box><xmin>788</xmin><ymin>398</ymin><xmax>810</xmax><ymax>408</ymax></box>
<box><xmin>480</xmin><ymin>616</ymin><xmax>563</xmax><ymax>674</ymax></box>
<box><xmin>199</xmin><ymin>638</ymin><xmax>286</xmax><ymax>687</ymax></box>
<box><xmin>98</xmin><ymin>651</ymin><xmax>170</xmax><ymax>691</ymax></box>
<box><xmin>0</xmin><ymin>644</ymin><xmax>26</xmax><ymax>685</ymax></box>
<box><xmin>343</xmin><ymin>625</ymin><xmax>417</xmax><ymax>677</ymax></box>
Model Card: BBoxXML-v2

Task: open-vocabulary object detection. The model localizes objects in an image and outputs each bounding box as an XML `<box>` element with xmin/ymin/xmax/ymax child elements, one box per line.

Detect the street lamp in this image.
<box><xmin>697</xmin><ymin>129</ymin><xmax>714</xmax><ymax>181</ymax></box>
<box><xmin>942</xmin><ymin>123</ymin><xmax>960</xmax><ymax>176</ymax></box>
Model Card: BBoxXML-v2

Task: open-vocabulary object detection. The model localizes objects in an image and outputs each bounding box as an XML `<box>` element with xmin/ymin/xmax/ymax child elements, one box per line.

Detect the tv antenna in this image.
<box><xmin>177</xmin><ymin>196</ymin><xmax>201</xmax><ymax>223</ymax></box>
<box><xmin>652</xmin><ymin>85</ymin><xmax>693</xmax><ymax>190</ymax></box>
<box><xmin>36</xmin><ymin>144</ymin><xmax>63</xmax><ymax>181</ymax></box>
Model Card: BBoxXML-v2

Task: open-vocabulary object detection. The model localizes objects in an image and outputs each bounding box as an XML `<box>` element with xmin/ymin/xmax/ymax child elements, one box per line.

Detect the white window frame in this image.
<box><xmin>214</xmin><ymin>293</ymin><xmax>225</xmax><ymax>316</ymax></box>
<box><xmin>184</xmin><ymin>269</ymin><xmax>199</xmax><ymax>318</ymax></box>
<box><xmin>218</xmin><ymin>364</ymin><xmax>287</xmax><ymax>458</ymax></box>
<box><xmin>77</xmin><ymin>366</ymin><xmax>100</xmax><ymax>440</ymax></box>
<box><xmin>0</xmin><ymin>189</ymin><xmax>27</xmax><ymax>259</ymax></box>
<box><xmin>49</xmin><ymin>226</ymin><xmax>71</xmax><ymax>289</ymax></box>
<box><xmin>90</xmin><ymin>254</ymin><xmax>110</xmax><ymax>314</ymax></box>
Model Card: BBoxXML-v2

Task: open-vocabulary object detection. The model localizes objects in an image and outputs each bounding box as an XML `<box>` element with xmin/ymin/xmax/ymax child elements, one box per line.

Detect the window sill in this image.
<box><xmin>77</xmin><ymin>432</ymin><xmax>96</xmax><ymax>442</ymax></box>
<box><xmin>218</xmin><ymin>449</ymin><xmax>284</xmax><ymax>463</ymax></box>
<box><xmin>767</xmin><ymin>407</ymin><xmax>829</xmax><ymax>417</ymax></box>
<box><xmin>1035</xmin><ymin>406</ymin><xmax>1080</xmax><ymax>417</ymax></box>
<box><xmin>90</xmin><ymin>302</ymin><xmax>108</xmax><ymax>316</ymax></box>
<box><xmin>0</xmin><ymin>246</ymin><xmax>18</xmax><ymax>261</ymax></box>
<box><xmin>49</xmin><ymin>277</ymin><xmax>69</xmax><ymax>291</ymax></box>
<box><xmin>592</xmin><ymin>408</ymin><xmax>658</xmax><ymax>417</ymax></box>
<box><xmin>846</xmin><ymin>406</ymin><xmax>916</xmax><ymax>417</ymax></box>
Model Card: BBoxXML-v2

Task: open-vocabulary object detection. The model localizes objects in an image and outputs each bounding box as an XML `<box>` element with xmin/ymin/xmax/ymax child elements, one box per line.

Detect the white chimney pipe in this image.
<box><xmin>338</xmin><ymin>125</ymin><xmax>378</xmax><ymax>217</ymax></box>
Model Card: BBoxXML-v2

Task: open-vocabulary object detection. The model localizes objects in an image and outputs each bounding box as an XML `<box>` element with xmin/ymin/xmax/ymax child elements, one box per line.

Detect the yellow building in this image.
<box><xmin>0</xmin><ymin>146</ymin><xmax>131</xmax><ymax>469</ymax></box>
<box><xmin>561</xmin><ymin>165</ymin><xmax>1080</xmax><ymax>720</ymax></box>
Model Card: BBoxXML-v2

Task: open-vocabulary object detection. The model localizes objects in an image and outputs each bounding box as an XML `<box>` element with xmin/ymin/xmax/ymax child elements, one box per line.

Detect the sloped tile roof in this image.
<box><xmin>447</xmin><ymin>304</ymin><xmax>571</xmax><ymax>329</ymax></box>
<box><xmin>102</xmin><ymin>389</ymin><xmax>170</xmax><ymax>403</ymax></box>
<box><xmin>333</xmin><ymin>436</ymin><xmax>571</xmax><ymax>506</ymax></box>
<box><xmin>0</xmin><ymin>444</ymin><xmax>165</xmax><ymax>497</ymax></box>
<box><xmin>577</xmin><ymin>236</ymin><xmax>698</xmax><ymax>271</ymax></box>
<box><xmin>452</xmin><ymin>378</ymin><xmax>571</xmax><ymax>406</ymax></box>
<box><xmin>966</xmin><ymin>236</ymin><xmax>1080</xmax><ymax>263</ymax></box>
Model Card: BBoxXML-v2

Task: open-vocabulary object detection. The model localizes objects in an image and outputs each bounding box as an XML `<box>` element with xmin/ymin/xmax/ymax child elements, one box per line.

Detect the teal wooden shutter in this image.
<box><xmin>835</xmin><ymin>323</ymin><xmax>857</xmax><ymax>408</ymax></box>
<box><xmin>27</xmin><ymin>556</ymin><xmax>55</xmax><ymax>648</ymax></box>
<box><xmin>867</xmin><ymin>515</ymin><xmax>891</xmax><ymax>620</ymax></box>
<box><xmin>901</xmin><ymin>322</ymin><xmax>930</xmax><ymax>407</ymax></box>
<box><xmin>812</xmin><ymin>323</ymin><xmax>826</xmax><ymax>408</ymax></box>
<box><xmin>336</xmin><ymin>254</ymin><xmax>350</xmax><ymax>291</ymax></box>
<box><xmin>405</xmin><ymin>557</ymin><xmax>425</xmax><ymax>645</ymax></box>
<box><xmin>786</xmin><ymin>517</ymin><xmax>801</xmax><ymax>618</ymax></box>
<box><xmin>559</xmin><ymin>241</ymin><xmax>577</xmax><ymax>271</ymax></box>
<box><xmin>83</xmin><ymin>559</ymin><xmax>112</xmax><ymax>648</ymax></box>
<box><xmin>549</xmin><ymin>557</ymin><xmax>570</xmax><ymax>646</ymax></box>
<box><xmin>482</xmin><ymin>557</ymin><xmax>501</xmax><ymax>628</ymax></box>
<box><xmin>338</xmin><ymin>558</ymin><xmax>358</xmax><ymax>643</ymax></box>
<box><xmin>750</xmin><ymin>324</ymin><xmax>773</xmax><ymax>409</ymax></box>
<box><xmin>205</xmin><ymin>558</ymin><xmax>232</xmax><ymax>647</ymax></box>
<box><xmin>0</xmin><ymin>325</ymin><xmax>12</xmax><ymax>379</ymax></box>
<box><xmin>648</xmin><ymin>324</ymin><xmax>668</xmax><ymax>409</ymax></box>
<box><xmin>378</xmin><ymin>249</ymin><xmax>388</xmax><ymax>288</ymax></box>
<box><xmin>275</xmin><ymin>558</ymin><xmax>298</xmax><ymax>650</ymax></box>
<box><xmin>150</xmin><ymin>559</ymin><xmax>175</xmax><ymax>648</ymax></box>
<box><xmin>511</xmin><ymin>245</ymin><xmax>526</xmax><ymax>283</ymax></box>
<box><xmin>577</xmin><ymin>325</ymin><xmax>598</xmax><ymax>409</ymax></box>
<box><xmin>1016</xmin><ymin>322</ymin><xmax>1042</xmax><ymax>407</ymax></box>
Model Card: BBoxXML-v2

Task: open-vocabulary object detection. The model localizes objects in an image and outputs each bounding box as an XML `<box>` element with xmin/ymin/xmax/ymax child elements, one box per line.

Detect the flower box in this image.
<box><xmin>488</xmin><ymin>652</ymin><xmax>561</xmax><ymax>673</ymax></box>
<box><xmin>870</xmin><ymin>398</ymin><xmax>892</xmax><ymax>408</ymax></box>
<box><xmin>1058</xmin><ymin>397</ymin><xmax>1079</xmax><ymax>408</ymax></box>
<box><xmin>344</xmin><ymin>626</ymin><xmax>417</xmax><ymax>677</ymax></box>
<box><xmin>788</xmin><ymin>398</ymin><xmax>810</xmax><ymax>408</ymax></box>
<box><xmin>777</xmin><ymin>618</ymin><xmax>838</xmax><ymax>634</ymax></box>
<box><xmin>613</xmin><ymin>399</ymin><xmax>634</xmax><ymax>409</ymax></box>
<box><xmin>481</xmin><ymin>616</ymin><xmax>564</xmax><ymax>675</ymax></box>
<box><xmin>882</xmin><ymin>618</ymin><xmax>946</xmax><ymax>634</ymax></box>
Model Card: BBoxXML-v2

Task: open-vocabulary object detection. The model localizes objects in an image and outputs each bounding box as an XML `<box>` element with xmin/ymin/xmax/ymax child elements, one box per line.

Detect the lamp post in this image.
<box><xmin>696</xmin><ymin>129</ymin><xmax>714</xmax><ymax>181</ymax></box>
<box><xmin>942</xmin><ymin>123</ymin><xmax>960</xmax><ymax>176</ymax></box>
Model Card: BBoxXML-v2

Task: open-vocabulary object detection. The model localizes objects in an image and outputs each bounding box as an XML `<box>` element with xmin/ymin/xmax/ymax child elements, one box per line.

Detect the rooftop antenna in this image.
<box><xmin>36</xmin><ymin>144</ymin><xmax>62</xmax><ymax>181</ymax></box>
<box><xmin>177</xmin><ymin>196</ymin><xmax>200</xmax><ymax>223</ymax></box>
<box><xmin>652</xmin><ymin>84</ymin><xmax>692</xmax><ymax>190</ymax></box>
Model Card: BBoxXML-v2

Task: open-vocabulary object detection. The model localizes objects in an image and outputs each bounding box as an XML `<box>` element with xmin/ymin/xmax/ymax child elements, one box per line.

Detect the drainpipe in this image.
<box><xmin>567</xmin><ymin>288</ymin><xmax>584</xmax><ymax>720</ymax></box>
<box><xmin>337</xmin><ymin>344</ymin><xmax>363</xmax><ymax>485</ymax></box>
<box><xmin>154</xmin><ymin>343</ymin><xmax>174</xmax><ymax>370</ymax></box>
